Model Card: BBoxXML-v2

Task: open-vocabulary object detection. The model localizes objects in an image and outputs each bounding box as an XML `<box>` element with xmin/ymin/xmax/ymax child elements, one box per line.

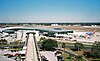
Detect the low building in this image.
<box><xmin>38</xmin><ymin>28</ymin><xmax>73</xmax><ymax>37</ymax></box>
<box><xmin>0</xmin><ymin>27</ymin><xmax>73</xmax><ymax>39</ymax></box>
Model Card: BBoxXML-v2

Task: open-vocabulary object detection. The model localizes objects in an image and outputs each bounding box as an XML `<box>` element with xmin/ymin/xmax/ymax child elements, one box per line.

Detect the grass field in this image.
<box><xmin>64</xmin><ymin>58</ymin><xmax>72</xmax><ymax>61</ymax></box>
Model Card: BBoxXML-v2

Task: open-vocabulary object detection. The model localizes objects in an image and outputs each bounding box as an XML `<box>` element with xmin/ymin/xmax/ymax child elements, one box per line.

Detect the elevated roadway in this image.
<box><xmin>25</xmin><ymin>32</ymin><xmax>41</xmax><ymax>61</ymax></box>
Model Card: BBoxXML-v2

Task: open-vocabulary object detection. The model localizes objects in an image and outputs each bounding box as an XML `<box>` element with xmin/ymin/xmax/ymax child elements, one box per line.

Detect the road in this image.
<box><xmin>40</xmin><ymin>51</ymin><xmax>58</xmax><ymax>61</ymax></box>
<box><xmin>25</xmin><ymin>34</ymin><xmax>38</xmax><ymax>61</ymax></box>
<box><xmin>60</xmin><ymin>48</ymin><xmax>88</xmax><ymax>61</ymax></box>
<box><xmin>60</xmin><ymin>48</ymin><xmax>79</xmax><ymax>57</ymax></box>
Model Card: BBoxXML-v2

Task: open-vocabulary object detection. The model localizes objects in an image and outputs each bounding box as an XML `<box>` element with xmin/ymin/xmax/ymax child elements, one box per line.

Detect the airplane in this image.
<box><xmin>86</xmin><ymin>30</ymin><xmax>96</xmax><ymax>35</ymax></box>
<box><xmin>68</xmin><ymin>30</ymin><xmax>96</xmax><ymax>37</ymax></box>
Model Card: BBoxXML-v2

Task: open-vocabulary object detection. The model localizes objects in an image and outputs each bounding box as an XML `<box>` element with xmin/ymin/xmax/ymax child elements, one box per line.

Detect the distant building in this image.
<box><xmin>51</xmin><ymin>24</ymin><xmax>58</xmax><ymax>26</ymax></box>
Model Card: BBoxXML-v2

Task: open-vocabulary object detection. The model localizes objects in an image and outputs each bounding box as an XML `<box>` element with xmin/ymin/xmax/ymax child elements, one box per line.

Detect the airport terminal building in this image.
<box><xmin>1</xmin><ymin>27</ymin><xmax>73</xmax><ymax>38</ymax></box>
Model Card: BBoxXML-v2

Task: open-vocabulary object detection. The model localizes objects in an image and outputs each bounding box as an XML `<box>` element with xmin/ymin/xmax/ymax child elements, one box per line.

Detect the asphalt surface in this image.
<box><xmin>40</xmin><ymin>51</ymin><xmax>58</xmax><ymax>61</ymax></box>
<box><xmin>0</xmin><ymin>56</ymin><xmax>16</xmax><ymax>61</ymax></box>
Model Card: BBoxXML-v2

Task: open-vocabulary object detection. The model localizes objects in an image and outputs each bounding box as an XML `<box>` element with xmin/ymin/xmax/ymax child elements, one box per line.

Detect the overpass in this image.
<box><xmin>25</xmin><ymin>32</ymin><xmax>41</xmax><ymax>61</ymax></box>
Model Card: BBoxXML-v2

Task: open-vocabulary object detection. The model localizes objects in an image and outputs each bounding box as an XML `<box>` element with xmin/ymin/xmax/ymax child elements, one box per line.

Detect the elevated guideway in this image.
<box><xmin>25</xmin><ymin>32</ymin><xmax>41</xmax><ymax>61</ymax></box>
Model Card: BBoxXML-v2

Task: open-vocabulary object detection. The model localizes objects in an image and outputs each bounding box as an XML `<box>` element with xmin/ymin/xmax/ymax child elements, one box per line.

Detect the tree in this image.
<box><xmin>62</xmin><ymin>42</ymin><xmax>66</xmax><ymax>48</ymax></box>
<box><xmin>40</xmin><ymin>37</ymin><xmax>46</xmax><ymax>41</ymax></box>
<box><xmin>74</xmin><ymin>42</ymin><xmax>84</xmax><ymax>51</ymax></box>
<box><xmin>62</xmin><ymin>42</ymin><xmax>66</xmax><ymax>59</ymax></box>
<box><xmin>90</xmin><ymin>41</ymin><xmax>100</xmax><ymax>58</ymax></box>
<box><xmin>13</xmin><ymin>40</ymin><xmax>21</xmax><ymax>46</ymax></box>
<box><xmin>76</xmin><ymin>56</ymin><xmax>84</xmax><ymax>61</ymax></box>
<box><xmin>41</xmin><ymin>39</ymin><xmax>58</xmax><ymax>51</ymax></box>
<box><xmin>57</xmin><ymin>42</ymin><xmax>62</xmax><ymax>48</ymax></box>
<box><xmin>0</xmin><ymin>39</ymin><xmax>7</xmax><ymax>44</ymax></box>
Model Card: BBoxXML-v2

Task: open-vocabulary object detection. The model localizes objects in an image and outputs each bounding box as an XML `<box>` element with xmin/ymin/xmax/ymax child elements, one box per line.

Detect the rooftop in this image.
<box><xmin>1</xmin><ymin>27</ymin><xmax>73</xmax><ymax>33</ymax></box>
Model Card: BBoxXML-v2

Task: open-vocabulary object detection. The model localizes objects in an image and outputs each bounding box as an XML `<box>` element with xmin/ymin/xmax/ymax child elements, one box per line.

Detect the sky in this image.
<box><xmin>0</xmin><ymin>0</ymin><xmax>100</xmax><ymax>23</ymax></box>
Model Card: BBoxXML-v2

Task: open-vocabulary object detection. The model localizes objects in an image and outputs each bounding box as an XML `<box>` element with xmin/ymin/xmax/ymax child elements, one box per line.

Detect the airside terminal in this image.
<box><xmin>0</xmin><ymin>26</ymin><xmax>100</xmax><ymax>44</ymax></box>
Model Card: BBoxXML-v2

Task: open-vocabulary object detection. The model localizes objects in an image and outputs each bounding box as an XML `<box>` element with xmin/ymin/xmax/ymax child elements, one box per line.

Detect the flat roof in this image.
<box><xmin>2</xmin><ymin>30</ymin><xmax>15</xmax><ymax>33</ymax></box>
<box><xmin>1</xmin><ymin>27</ymin><xmax>73</xmax><ymax>33</ymax></box>
<box><xmin>38</xmin><ymin>28</ymin><xmax>73</xmax><ymax>32</ymax></box>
